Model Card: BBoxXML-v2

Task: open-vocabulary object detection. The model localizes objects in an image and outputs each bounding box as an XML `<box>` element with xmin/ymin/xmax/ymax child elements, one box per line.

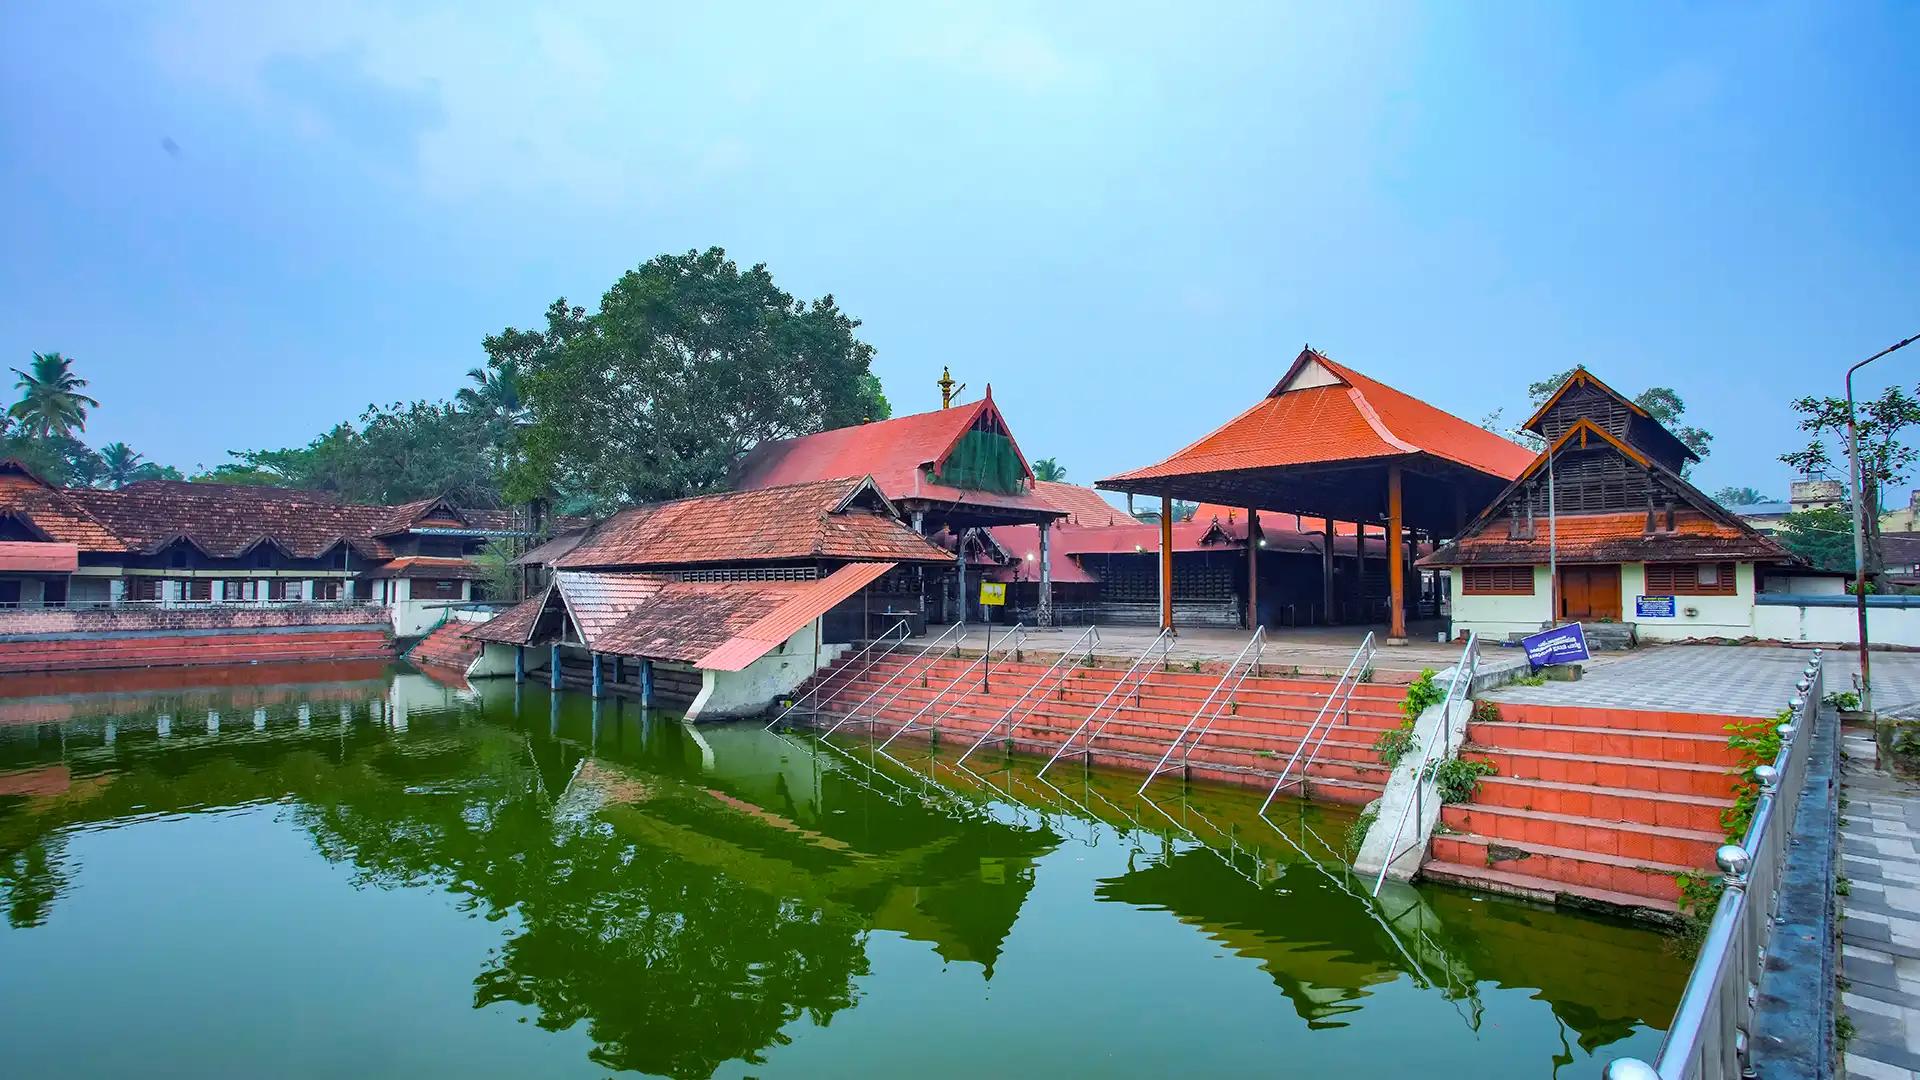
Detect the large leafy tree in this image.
<box><xmin>1775</xmin><ymin>505</ymin><xmax>1856</xmax><ymax>574</ymax></box>
<box><xmin>1528</xmin><ymin>368</ymin><xmax>1712</xmax><ymax>471</ymax></box>
<box><xmin>8</xmin><ymin>352</ymin><xmax>99</xmax><ymax>439</ymax></box>
<box><xmin>96</xmin><ymin>442</ymin><xmax>180</xmax><ymax>488</ymax></box>
<box><xmin>204</xmin><ymin>405</ymin><xmax>500</xmax><ymax>505</ymax></box>
<box><xmin>508</xmin><ymin>248</ymin><xmax>891</xmax><ymax>509</ymax></box>
<box><xmin>1780</xmin><ymin>382</ymin><xmax>1920</xmax><ymax>586</ymax></box>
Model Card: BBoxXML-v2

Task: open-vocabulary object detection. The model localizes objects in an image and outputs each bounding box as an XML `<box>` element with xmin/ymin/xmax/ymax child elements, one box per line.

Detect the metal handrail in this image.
<box><xmin>877</xmin><ymin>624</ymin><xmax>1028</xmax><ymax>750</ymax></box>
<box><xmin>1371</xmin><ymin>631</ymin><xmax>1478</xmax><ymax>897</ymax></box>
<box><xmin>763</xmin><ymin>619</ymin><xmax>910</xmax><ymax>730</ymax></box>
<box><xmin>1607</xmin><ymin>650</ymin><xmax>1825</xmax><ymax>1080</ymax></box>
<box><xmin>1259</xmin><ymin>631</ymin><xmax>1377</xmax><ymax>814</ymax></box>
<box><xmin>821</xmin><ymin>622</ymin><xmax>968</xmax><ymax>737</ymax></box>
<box><xmin>956</xmin><ymin>625</ymin><xmax>1101</xmax><ymax>765</ymax></box>
<box><xmin>1138</xmin><ymin>627</ymin><xmax>1267</xmax><ymax>794</ymax></box>
<box><xmin>1038</xmin><ymin>628</ymin><xmax>1175</xmax><ymax>777</ymax></box>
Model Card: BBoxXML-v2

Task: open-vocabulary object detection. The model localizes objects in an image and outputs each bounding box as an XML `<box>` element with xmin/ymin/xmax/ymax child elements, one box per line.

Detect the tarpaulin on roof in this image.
<box><xmin>936</xmin><ymin>429</ymin><xmax>1027</xmax><ymax>495</ymax></box>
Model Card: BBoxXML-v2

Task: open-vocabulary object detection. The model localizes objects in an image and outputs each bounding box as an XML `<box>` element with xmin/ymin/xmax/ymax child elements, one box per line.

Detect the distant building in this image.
<box><xmin>1882</xmin><ymin>490</ymin><xmax>1920</xmax><ymax>534</ymax></box>
<box><xmin>0</xmin><ymin>459</ymin><xmax>542</xmax><ymax>635</ymax></box>
<box><xmin>1422</xmin><ymin>370</ymin><xmax>1796</xmax><ymax>643</ymax></box>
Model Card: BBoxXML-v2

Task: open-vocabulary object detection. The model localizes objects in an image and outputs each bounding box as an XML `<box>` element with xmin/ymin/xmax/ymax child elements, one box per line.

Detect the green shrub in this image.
<box><xmin>1720</xmin><ymin>709</ymin><xmax>1787</xmax><ymax>841</ymax></box>
<box><xmin>1470</xmin><ymin>699</ymin><xmax>1502</xmax><ymax>723</ymax></box>
<box><xmin>1425</xmin><ymin>757</ymin><xmax>1497</xmax><ymax>803</ymax></box>
<box><xmin>1374</xmin><ymin>719</ymin><xmax>1417</xmax><ymax>766</ymax></box>
<box><xmin>1343</xmin><ymin>807</ymin><xmax>1378</xmax><ymax>857</ymax></box>
<box><xmin>1825</xmin><ymin>689</ymin><xmax>1861</xmax><ymax>711</ymax></box>
<box><xmin>1400</xmin><ymin>668</ymin><xmax>1443</xmax><ymax>721</ymax></box>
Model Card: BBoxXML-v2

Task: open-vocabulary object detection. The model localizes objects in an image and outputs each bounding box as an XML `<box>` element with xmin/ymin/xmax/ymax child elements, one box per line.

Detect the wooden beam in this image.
<box><xmin>1160</xmin><ymin>496</ymin><xmax>1174</xmax><ymax>632</ymax></box>
<box><xmin>1321</xmin><ymin>516</ymin><xmax>1336</xmax><ymax>625</ymax></box>
<box><xmin>1388</xmin><ymin>464</ymin><xmax>1407</xmax><ymax>642</ymax></box>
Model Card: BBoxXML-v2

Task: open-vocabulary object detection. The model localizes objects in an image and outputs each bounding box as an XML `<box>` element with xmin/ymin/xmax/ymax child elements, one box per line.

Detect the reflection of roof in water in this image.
<box><xmin>1097</xmin><ymin>848</ymin><xmax>1409</xmax><ymax>1026</ymax></box>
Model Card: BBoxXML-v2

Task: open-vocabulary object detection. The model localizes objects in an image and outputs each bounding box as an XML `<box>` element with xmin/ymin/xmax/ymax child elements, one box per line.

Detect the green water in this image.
<box><xmin>0</xmin><ymin>664</ymin><xmax>1688</xmax><ymax>1078</ymax></box>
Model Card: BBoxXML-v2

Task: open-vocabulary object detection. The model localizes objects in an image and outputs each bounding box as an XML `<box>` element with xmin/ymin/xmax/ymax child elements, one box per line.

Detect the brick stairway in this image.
<box><xmin>1421</xmin><ymin>701</ymin><xmax>1738</xmax><ymax>911</ymax></box>
<box><xmin>789</xmin><ymin>650</ymin><xmax>1407</xmax><ymax>805</ymax></box>
<box><xmin>407</xmin><ymin>620</ymin><xmax>484</xmax><ymax>673</ymax></box>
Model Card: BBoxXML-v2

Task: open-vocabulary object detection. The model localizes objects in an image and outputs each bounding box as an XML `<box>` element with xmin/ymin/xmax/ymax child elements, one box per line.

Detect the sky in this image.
<box><xmin>2</xmin><ymin>2</ymin><xmax>1915</xmax><ymax>504</ymax></box>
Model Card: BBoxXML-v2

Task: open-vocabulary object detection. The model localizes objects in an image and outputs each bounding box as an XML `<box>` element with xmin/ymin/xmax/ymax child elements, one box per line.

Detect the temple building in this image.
<box><xmin>469</xmin><ymin>477</ymin><xmax>955</xmax><ymax>717</ymax></box>
<box><xmin>730</xmin><ymin>385</ymin><xmax>1066</xmax><ymax>625</ymax></box>
<box><xmin>0</xmin><ymin>460</ymin><xmax>537</xmax><ymax>634</ymax></box>
<box><xmin>1420</xmin><ymin>368</ymin><xmax>1793</xmax><ymax>642</ymax></box>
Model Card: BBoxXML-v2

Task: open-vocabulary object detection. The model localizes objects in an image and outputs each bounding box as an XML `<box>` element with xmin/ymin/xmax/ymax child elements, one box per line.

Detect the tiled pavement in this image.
<box><xmin>1487</xmin><ymin>645</ymin><xmax>1920</xmax><ymax>718</ymax></box>
<box><xmin>1841</xmin><ymin>724</ymin><xmax>1920</xmax><ymax>1079</ymax></box>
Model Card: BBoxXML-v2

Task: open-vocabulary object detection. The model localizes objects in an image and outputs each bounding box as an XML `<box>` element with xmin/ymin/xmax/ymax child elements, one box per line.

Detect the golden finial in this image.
<box><xmin>937</xmin><ymin>366</ymin><xmax>957</xmax><ymax>409</ymax></box>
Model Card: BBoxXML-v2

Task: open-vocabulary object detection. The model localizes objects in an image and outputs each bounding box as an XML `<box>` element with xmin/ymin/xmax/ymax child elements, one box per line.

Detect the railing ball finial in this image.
<box><xmin>1789</xmin><ymin>695</ymin><xmax>1805</xmax><ymax>713</ymax></box>
<box><xmin>1777</xmin><ymin>721</ymin><xmax>1797</xmax><ymax>741</ymax></box>
<box><xmin>1796</xmin><ymin>676</ymin><xmax>1811</xmax><ymax>693</ymax></box>
<box><xmin>1717</xmin><ymin>842</ymin><xmax>1751</xmax><ymax>879</ymax></box>
<box><xmin>1602</xmin><ymin>1059</ymin><xmax>1660</xmax><ymax>1080</ymax></box>
<box><xmin>1753</xmin><ymin>763</ymin><xmax>1779</xmax><ymax>791</ymax></box>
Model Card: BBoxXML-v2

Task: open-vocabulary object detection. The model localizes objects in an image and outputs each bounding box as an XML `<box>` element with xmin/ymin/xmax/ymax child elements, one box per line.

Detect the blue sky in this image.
<box><xmin>2</xmin><ymin>2</ymin><xmax>1915</xmax><ymax>501</ymax></box>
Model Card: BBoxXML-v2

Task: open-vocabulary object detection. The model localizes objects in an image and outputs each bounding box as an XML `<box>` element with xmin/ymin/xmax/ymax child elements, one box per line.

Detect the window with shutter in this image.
<box><xmin>1463</xmin><ymin>566</ymin><xmax>1535</xmax><ymax>595</ymax></box>
<box><xmin>1643</xmin><ymin>562</ymin><xmax>1737</xmax><ymax>596</ymax></box>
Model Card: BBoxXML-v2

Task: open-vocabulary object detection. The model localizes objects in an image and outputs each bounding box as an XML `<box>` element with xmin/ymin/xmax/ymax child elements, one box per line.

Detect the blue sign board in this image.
<box><xmin>1521</xmin><ymin>623</ymin><xmax>1591</xmax><ymax>669</ymax></box>
<box><xmin>1636</xmin><ymin>595</ymin><xmax>1676</xmax><ymax>619</ymax></box>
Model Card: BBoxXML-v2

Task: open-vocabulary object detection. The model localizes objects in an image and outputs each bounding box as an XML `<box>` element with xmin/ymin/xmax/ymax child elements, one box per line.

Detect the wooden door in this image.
<box><xmin>1558</xmin><ymin>565</ymin><xmax>1622</xmax><ymax>621</ymax></box>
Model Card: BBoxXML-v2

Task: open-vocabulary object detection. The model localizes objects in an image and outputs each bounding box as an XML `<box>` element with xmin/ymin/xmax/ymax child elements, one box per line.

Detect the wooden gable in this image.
<box><xmin>1524</xmin><ymin>369</ymin><xmax>1694</xmax><ymax>472</ymax></box>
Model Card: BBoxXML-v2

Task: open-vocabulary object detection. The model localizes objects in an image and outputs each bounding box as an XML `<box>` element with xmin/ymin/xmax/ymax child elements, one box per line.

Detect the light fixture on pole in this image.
<box><xmin>1845</xmin><ymin>330</ymin><xmax>1920</xmax><ymax>717</ymax></box>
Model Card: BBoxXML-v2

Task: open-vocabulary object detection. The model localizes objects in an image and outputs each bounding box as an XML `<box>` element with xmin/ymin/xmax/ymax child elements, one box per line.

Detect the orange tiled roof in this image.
<box><xmin>1104</xmin><ymin>349</ymin><xmax>1535</xmax><ymax>487</ymax></box>
<box><xmin>555</xmin><ymin>477</ymin><xmax>954</xmax><ymax>570</ymax></box>
<box><xmin>0</xmin><ymin>471</ymin><xmax>129</xmax><ymax>551</ymax></box>
<box><xmin>732</xmin><ymin>393</ymin><xmax>1062</xmax><ymax>518</ymax></box>
<box><xmin>1033</xmin><ymin>481</ymin><xmax>1129</xmax><ymax>527</ymax></box>
<box><xmin>0</xmin><ymin>541</ymin><xmax>79</xmax><ymax>573</ymax></box>
<box><xmin>468</xmin><ymin>587</ymin><xmax>550</xmax><ymax>645</ymax></box>
<box><xmin>1420</xmin><ymin>510</ymin><xmax>1788</xmax><ymax>567</ymax></box>
<box><xmin>366</xmin><ymin>556</ymin><xmax>484</xmax><ymax>580</ymax></box>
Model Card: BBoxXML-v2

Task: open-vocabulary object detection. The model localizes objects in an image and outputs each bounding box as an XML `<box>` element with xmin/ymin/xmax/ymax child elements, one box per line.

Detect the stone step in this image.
<box><xmin>1463</xmin><ymin>745</ymin><xmax>1735</xmax><ymax>799</ymax></box>
<box><xmin>1472</xmin><ymin>775</ymin><xmax>1731</xmax><ymax>833</ymax></box>
<box><xmin>1466</xmin><ymin>721</ymin><xmax>1739</xmax><ymax>767</ymax></box>
<box><xmin>1440</xmin><ymin>803</ymin><xmax>1722</xmax><ymax>868</ymax></box>
<box><xmin>1419</xmin><ymin>859</ymin><xmax>1679</xmax><ymax>914</ymax></box>
<box><xmin>1429</xmin><ymin>833</ymin><xmax>1694</xmax><ymax>903</ymax></box>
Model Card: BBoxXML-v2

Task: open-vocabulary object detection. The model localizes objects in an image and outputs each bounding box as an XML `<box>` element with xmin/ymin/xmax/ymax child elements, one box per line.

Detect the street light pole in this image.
<box><xmin>1845</xmin><ymin>331</ymin><xmax>1920</xmax><ymax>717</ymax></box>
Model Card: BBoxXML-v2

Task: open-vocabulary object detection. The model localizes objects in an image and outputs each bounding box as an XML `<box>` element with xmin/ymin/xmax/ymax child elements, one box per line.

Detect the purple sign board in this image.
<box><xmin>1521</xmin><ymin>623</ymin><xmax>1590</xmax><ymax>669</ymax></box>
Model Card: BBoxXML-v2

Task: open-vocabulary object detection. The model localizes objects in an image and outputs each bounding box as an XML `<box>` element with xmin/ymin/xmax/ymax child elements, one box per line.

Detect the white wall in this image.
<box><xmin>1753</xmin><ymin>600</ymin><xmax>1920</xmax><ymax>648</ymax></box>
<box><xmin>1763</xmin><ymin>574</ymin><xmax>1848</xmax><ymax>596</ymax></box>
<box><xmin>388</xmin><ymin>579</ymin><xmax>473</xmax><ymax>637</ymax></box>
<box><xmin>686</xmin><ymin>622</ymin><xmax>847</xmax><ymax>720</ymax></box>
<box><xmin>1446</xmin><ymin>565</ymin><xmax>1552</xmax><ymax>640</ymax></box>
<box><xmin>1621</xmin><ymin>561</ymin><xmax>1758</xmax><ymax>642</ymax></box>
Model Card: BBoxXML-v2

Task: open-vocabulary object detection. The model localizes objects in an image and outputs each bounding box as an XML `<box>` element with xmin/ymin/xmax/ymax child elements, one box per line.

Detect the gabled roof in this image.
<box><xmin>554</xmin><ymin>477</ymin><xmax>954</xmax><ymax>570</ymax></box>
<box><xmin>1522</xmin><ymin>367</ymin><xmax>1699</xmax><ymax>465</ymax></box>
<box><xmin>1033</xmin><ymin>481</ymin><xmax>1129</xmax><ymax>527</ymax></box>
<box><xmin>469</xmin><ymin>585</ymin><xmax>552</xmax><ymax>645</ymax></box>
<box><xmin>1103</xmin><ymin>348</ymin><xmax>1536</xmax><ymax>489</ymax></box>
<box><xmin>1521</xmin><ymin>367</ymin><xmax>1649</xmax><ymax>433</ymax></box>
<box><xmin>0</xmin><ymin>467</ymin><xmax>132</xmax><ymax>551</ymax></box>
<box><xmin>732</xmin><ymin>392</ymin><xmax>1062</xmax><ymax>518</ymax></box>
<box><xmin>1421</xmin><ymin>417</ymin><xmax>1789</xmax><ymax>568</ymax></box>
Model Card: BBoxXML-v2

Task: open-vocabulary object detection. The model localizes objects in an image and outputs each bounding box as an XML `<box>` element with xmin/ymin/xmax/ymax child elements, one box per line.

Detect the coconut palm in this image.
<box><xmin>457</xmin><ymin>362</ymin><xmax>529</xmax><ymax>475</ymax></box>
<box><xmin>98</xmin><ymin>443</ymin><xmax>147</xmax><ymax>488</ymax></box>
<box><xmin>1031</xmin><ymin>457</ymin><xmax>1066</xmax><ymax>482</ymax></box>
<box><xmin>9</xmin><ymin>353</ymin><xmax>99</xmax><ymax>439</ymax></box>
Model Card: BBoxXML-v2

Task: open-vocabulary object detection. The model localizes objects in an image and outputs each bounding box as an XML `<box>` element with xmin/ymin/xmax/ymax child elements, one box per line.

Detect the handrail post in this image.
<box><xmin>957</xmin><ymin>624</ymin><xmax>1099</xmax><ymax>765</ymax></box>
<box><xmin>1260</xmin><ymin>631</ymin><xmax>1376</xmax><ymax>815</ymax></box>
<box><xmin>1138</xmin><ymin>627</ymin><xmax>1265</xmax><ymax>794</ymax></box>
<box><xmin>1370</xmin><ymin>631</ymin><xmax>1476</xmax><ymax>896</ymax></box>
<box><xmin>1039</xmin><ymin>627</ymin><xmax>1172</xmax><ymax>777</ymax></box>
<box><xmin>878</xmin><ymin>624</ymin><xmax>1026</xmax><ymax>751</ymax></box>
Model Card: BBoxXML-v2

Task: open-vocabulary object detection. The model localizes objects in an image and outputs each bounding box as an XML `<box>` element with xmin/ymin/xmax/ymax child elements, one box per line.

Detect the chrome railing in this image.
<box><xmin>877</xmin><ymin>624</ymin><xmax>1028</xmax><ymax>750</ymax></box>
<box><xmin>821</xmin><ymin>623</ymin><xmax>967</xmax><ymax>738</ymax></box>
<box><xmin>1138</xmin><ymin>627</ymin><xmax>1266</xmax><ymax>794</ymax></box>
<box><xmin>1606</xmin><ymin>650</ymin><xmax>1825</xmax><ymax>1080</ymax></box>
<box><xmin>1371</xmin><ymin>631</ymin><xmax>1478</xmax><ymax>897</ymax></box>
<box><xmin>956</xmin><ymin>625</ymin><xmax>1101</xmax><ymax>765</ymax></box>
<box><xmin>1259</xmin><ymin>631</ymin><xmax>1377</xmax><ymax>814</ymax></box>
<box><xmin>763</xmin><ymin>619</ymin><xmax>910</xmax><ymax>731</ymax></box>
<box><xmin>1038</xmin><ymin>628</ymin><xmax>1175</xmax><ymax>777</ymax></box>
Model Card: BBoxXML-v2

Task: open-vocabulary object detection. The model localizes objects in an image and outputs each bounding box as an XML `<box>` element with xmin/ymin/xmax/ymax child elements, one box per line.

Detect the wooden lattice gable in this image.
<box><xmin>1522</xmin><ymin>368</ymin><xmax>1695</xmax><ymax>472</ymax></box>
<box><xmin>1434</xmin><ymin>418</ymin><xmax>1785</xmax><ymax>564</ymax></box>
<box><xmin>928</xmin><ymin>388</ymin><xmax>1036</xmax><ymax>495</ymax></box>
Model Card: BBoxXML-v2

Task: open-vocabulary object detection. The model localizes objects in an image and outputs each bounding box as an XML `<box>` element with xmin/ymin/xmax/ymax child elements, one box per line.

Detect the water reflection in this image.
<box><xmin>0</xmin><ymin>664</ymin><xmax>1688</xmax><ymax>1077</ymax></box>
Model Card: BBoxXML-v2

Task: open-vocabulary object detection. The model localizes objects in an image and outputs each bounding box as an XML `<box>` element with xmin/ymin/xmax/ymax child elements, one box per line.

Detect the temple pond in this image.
<box><xmin>0</xmin><ymin>663</ymin><xmax>1688</xmax><ymax>1077</ymax></box>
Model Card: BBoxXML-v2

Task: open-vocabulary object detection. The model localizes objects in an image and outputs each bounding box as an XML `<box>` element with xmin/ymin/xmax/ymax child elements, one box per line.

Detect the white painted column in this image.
<box><xmin>156</xmin><ymin>714</ymin><xmax>171</xmax><ymax>739</ymax></box>
<box><xmin>109</xmin><ymin>578</ymin><xmax>126</xmax><ymax>605</ymax></box>
<box><xmin>1037</xmin><ymin>520</ymin><xmax>1053</xmax><ymax>627</ymax></box>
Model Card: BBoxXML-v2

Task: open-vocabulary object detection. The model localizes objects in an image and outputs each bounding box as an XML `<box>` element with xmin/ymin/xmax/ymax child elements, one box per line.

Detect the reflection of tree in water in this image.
<box><xmin>291</xmin><ymin>738</ymin><xmax>869</xmax><ymax>1079</ymax></box>
<box><xmin>0</xmin><ymin>833</ymin><xmax>70</xmax><ymax>929</ymax></box>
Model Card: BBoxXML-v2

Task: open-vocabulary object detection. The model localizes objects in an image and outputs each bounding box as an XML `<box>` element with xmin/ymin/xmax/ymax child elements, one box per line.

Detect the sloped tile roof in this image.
<box><xmin>1032</xmin><ymin>481</ymin><xmax>1129</xmax><ymax>527</ymax></box>
<box><xmin>1421</xmin><ymin>510</ymin><xmax>1788</xmax><ymax>566</ymax></box>
<box><xmin>366</xmin><ymin>556</ymin><xmax>485</xmax><ymax>580</ymax></box>
<box><xmin>0</xmin><ymin>473</ymin><xmax>129</xmax><ymax>551</ymax></box>
<box><xmin>555</xmin><ymin>478</ymin><xmax>954</xmax><ymax>570</ymax></box>
<box><xmin>1104</xmin><ymin>348</ymin><xmax>1536</xmax><ymax>488</ymax></box>
<box><xmin>468</xmin><ymin>587</ymin><xmax>551</xmax><ymax>645</ymax></box>
<box><xmin>554</xmin><ymin>571</ymin><xmax>669</xmax><ymax>647</ymax></box>
<box><xmin>516</xmin><ymin>528</ymin><xmax>586</xmax><ymax>566</ymax></box>
<box><xmin>732</xmin><ymin>395</ymin><xmax>1063</xmax><ymax>518</ymax></box>
<box><xmin>66</xmin><ymin>485</ymin><xmax>395</xmax><ymax>558</ymax></box>
<box><xmin>695</xmin><ymin>563</ymin><xmax>895</xmax><ymax>670</ymax></box>
<box><xmin>594</xmin><ymin>581</ymin><xmax>804</xmax><ymax>662</ymax></box>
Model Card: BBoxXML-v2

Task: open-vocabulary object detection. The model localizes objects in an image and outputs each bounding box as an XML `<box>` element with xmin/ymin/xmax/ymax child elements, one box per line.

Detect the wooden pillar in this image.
<box><xmin>1159</xmin><ymin>495</ymin><xmax>1174</xmax><ymax>632</ymax></box>
<box><xmin>591</xmin><ymin>652</ymin><xmax>605</xmax><ymax>699</ymax></box>
<box><xmin>1387</xmin><ymin>464</ymin><xmax>1407</xmax><ymax>643</ymax></box>
<box><xmin>1355</xmin><ymin>524</ymin><xmax>1369</xmax><ymax>623</ymax></box>
<box><xmin>549</xmin><ymin>643</ymin><xmax>562</xmax><ymax>689</ymax></box>
<box><xmin>514</xmin><ymin>645</ymin><xmax>525</xmax><ymax>684</ymax></box>
<box><xmin>1321</xmin><ymin>517</ymin><xmax>1336</xmax><ymax>625</ymax></box>
<box><xmin>1245</xmin><ymin>507</ymin><xmax>1259</xmax><ymax>631</ymax></box>
<box><xmin>1037</xmin><ymin>520</ymin><xmax>1053</xmax><ymax>627</ymax></box>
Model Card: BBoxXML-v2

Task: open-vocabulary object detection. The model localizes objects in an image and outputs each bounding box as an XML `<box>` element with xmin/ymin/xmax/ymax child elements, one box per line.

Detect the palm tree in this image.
<box><xmin>98</xmin><ymin>442</ymin><xmax>146</xmax><ymax>488</ymax></box>
<box><xmin>9</xmin><ymin>353</ymin><xmax>99</xmax><ymax>439</ymax></box>
<box><xmin>457</xmin><ymin>362</ymin><xmax>529</xmax><ymax>475</ymax></box>
<box><xmin>1032</xmin><ymin>457</ymin><xmax>1066</xmax><ymax>482</ymax></box>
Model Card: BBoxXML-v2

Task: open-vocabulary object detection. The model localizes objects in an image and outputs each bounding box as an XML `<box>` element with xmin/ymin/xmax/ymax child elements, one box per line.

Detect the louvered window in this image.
<box><xmin>1463</xmin><ymin>566</ymin><xmax>1535</xmax><ymax>595</ymax></box>
<box><xmin>1643</xmin><ymin>562</ymin><xmax>1737</xmax><ymax>596</ymax></box>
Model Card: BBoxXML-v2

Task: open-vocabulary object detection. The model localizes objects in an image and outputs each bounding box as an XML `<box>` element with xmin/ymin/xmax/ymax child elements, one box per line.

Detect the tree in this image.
<box><xmin>1780</xmin><ymin>382</ymin><xmax>1920</xmax><ymax>588</ymax></box>
<box><xmin>207</xmin><ymin>404</ymin><xmax>501</xmax><ymax>505</ymax></box>
<box><xmin>1032</xmin><ymin>457</ymin><xmax>1067</xmax><ymax>482</ymax></box>
<box><xmin>1528</xmin><ymin>368</ymin><xmax>1712</xmax><ymax>470</ymax></box>
<box><xmin>1776</xmin><ymin>505</ymin><xmax>1856</xmax><ymax>573</ymax></box>
<box><xmin>470</xmin><ymin>537</ymin><xmax>521</xmax><ymax>603</ymax></box>
<box><xmin>510</xmin><ymin>248</ymin><xmax>891</xmax><ymax>510</ymax></box>
<box><xmin>1711</xmin><ymin>486</ymin><xmax>1776</xmax><ymax>508</ymax></box>
<box><xmin>0</xmin><ymin>417</ymin><xmax>103</xmax><ymax>487</ymax></box>
<box><xmin>99</xmin><ymin>443</ymin><xmax>147</xmax><ymax>488</ymax></box>
<box><xmin>9</xmin><ymin>352</ymin><xmax>98</xmax><ymax>439</ymax></box>
<box><xmin>1477</xmin><ymin>407</ymin><xmax>1543</xmax><ymax>451</ymax></box>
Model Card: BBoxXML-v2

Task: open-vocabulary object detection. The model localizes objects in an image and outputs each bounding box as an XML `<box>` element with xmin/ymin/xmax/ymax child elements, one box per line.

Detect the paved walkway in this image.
<box><xmin>1484</xmin><ymin>645</ymin><xmax>1920</xmax><ymax>719</ymax></box>
<box><xmin>908</xmin><ymin>620</ymin><xmax>1471</xmax><ymax>675</ymax></box>
<box><xmin>1841</xmin><ymin>724</ymin><xmax>1920</xmax><ymax>1079</ymax></box>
